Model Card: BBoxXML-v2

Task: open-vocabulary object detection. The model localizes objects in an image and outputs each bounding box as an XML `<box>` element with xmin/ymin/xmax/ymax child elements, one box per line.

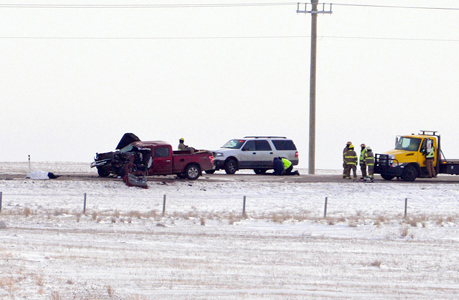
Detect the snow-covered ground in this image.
<box><xmin>1</xmin><ymin>162</ymin><xmax>459</xmax><ymax>299</ymax></box>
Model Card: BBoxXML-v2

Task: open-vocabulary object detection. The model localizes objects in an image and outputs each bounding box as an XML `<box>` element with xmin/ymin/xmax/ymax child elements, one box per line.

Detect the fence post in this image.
<box><xmin>83</xmin><ymin>193</ymin><xmax>87</xmax><ymax>214</ymax></box>
<box><xmin>324</xmin><ymin>197</ymin><xmax>328</xmax><ymax>218</ymax></box>
<box><xmin>404</xmin><ymin>198</ymin><xmax>408</xmax><ymax>218</ymax></box>
<box><xmin>242</xmin><ymin>196</ymin><xmax>246</xmax><ymax>218</ymax></box>
<box><xmin>162</xmin><ymin>195</ymin><xmax>166</xmax><ymax>216</ymax></box>
<box><xmin>0</xmin><ymin>191</ymin><xmax>2</xmax><ymax>213</ymax></box>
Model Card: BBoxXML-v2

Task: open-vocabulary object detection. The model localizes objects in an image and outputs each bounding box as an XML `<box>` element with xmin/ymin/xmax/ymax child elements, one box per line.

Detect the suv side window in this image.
<box><xmin>154</xmin><ymin>147</ymin><xmax>170</xmax><ymax>158</ymax></box>
<box><xmin>272</xmin><ymin>140</ymin><xmax>297</xmax><ymax>150</ymax></box>
<box><xmin>242</xmin><ymin>140</ymin><xmax>256</xmax><ymax>151</ymax></box>
<box><xmin>255</xmin><ymin>140</ymin><xmax>272</xmax><ymax>151</ymax></box>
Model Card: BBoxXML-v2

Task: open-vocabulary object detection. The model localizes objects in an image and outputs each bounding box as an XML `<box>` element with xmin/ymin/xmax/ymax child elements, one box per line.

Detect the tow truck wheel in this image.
<box><xmin>185</xmin><ymin>164</ymin><xmax>201</xmax><ymax>180</ymax></box>
<box><xmin>97</xmin><ymin>167</ymin><xmax>110</xmax><ymax>178</ymax></box>
<box><xmin>401</xmin><ymin>165</ymin><xmax>417</xmax><ymax>181</ymax></box>
<box><xmin>224</xmin><ymin>159</ymin><xmax>238</xmax><ymax>174</ymax></box>
<box><xmin>381</xmin><ymin>174</ymin><xmax>394</xmax><ymax>181</ymax></box>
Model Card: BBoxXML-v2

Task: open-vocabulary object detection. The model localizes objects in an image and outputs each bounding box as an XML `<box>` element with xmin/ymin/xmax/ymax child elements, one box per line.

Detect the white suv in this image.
<box><xmin>211</xmin><ymin>136</ymin><xmax>299</xmax><ymax>174</ymax></box>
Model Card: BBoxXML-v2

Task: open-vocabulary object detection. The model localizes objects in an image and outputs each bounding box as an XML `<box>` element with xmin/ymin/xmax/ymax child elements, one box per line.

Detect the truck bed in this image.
<box><xmin>439</xmin><ymin>159</ymin><xmax>459</xmax><ymax>175</ymax></box>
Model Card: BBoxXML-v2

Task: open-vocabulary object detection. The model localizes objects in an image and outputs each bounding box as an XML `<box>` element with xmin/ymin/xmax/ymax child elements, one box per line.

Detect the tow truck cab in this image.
<box><xmin>374</xmin><ymin>130</ymin><xmax>439</xmax><ymax>181</ymax></box>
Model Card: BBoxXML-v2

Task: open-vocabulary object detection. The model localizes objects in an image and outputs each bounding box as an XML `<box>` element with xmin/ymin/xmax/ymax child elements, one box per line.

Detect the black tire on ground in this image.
<box><xmin>224</xmin><ymin>159</ymin><xmax>238</xmax><ymax>174</ymax></box>
<box><xmin>97</xmin><ymin>167</ymin><xmax>110</xmax><ymax>178</ymax></box>
<box><xmin>254</xmin><ymin>168</ymin><xmax>267</xmax><ymax>175</ymax></box>
<box><xmin>205</xmin><ymin>170</ymin><xmax>216</xmax><ymax>174</ymax></box>
<box><xmin>185</xmin><ymin>164</ymin><xmax>201</xmax><ymax>180</ymax></box>
<box><xmin>401</xmin><ymin>165</ymin><xmax>417</xmax><ymax>181</ymax></box>
<box><xmin>381</xmin><ymin>174</ymin><xmax>395</xmax><ymax>181</ymax></box>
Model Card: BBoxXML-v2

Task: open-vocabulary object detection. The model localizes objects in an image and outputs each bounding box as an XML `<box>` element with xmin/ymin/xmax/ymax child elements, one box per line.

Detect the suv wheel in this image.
<box><xmin>254</xmin><ymin>168</ymin><xmax>267</xmax><ymax>175</ymax></box>
<box><xmin>224</xmin><ymin>159</ymin><xmax>238</xmax><ymax>174</ymax></box>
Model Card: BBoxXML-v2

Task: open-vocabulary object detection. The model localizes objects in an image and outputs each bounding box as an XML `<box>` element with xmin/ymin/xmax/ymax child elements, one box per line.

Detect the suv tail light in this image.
<box><xmin>295</xmin><ymin>151</ymin><xmax>299</xmax><ymax>157</ymax></box>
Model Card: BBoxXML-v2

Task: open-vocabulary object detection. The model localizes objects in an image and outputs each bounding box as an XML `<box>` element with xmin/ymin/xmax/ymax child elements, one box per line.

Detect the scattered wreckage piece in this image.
<box><xmin>26</xmin><ymin>170</ymin><xmax>60</xmax><ymax>180</ymax></box>
<box><xmin>123</xmin><ymin>173</ymin><xmax>148</xmax><ymax>189</ymax></box>
<box><xmin>91</xmin><ymin>133</ymin><xmax>215</xmax><ymax>181</ymax></box>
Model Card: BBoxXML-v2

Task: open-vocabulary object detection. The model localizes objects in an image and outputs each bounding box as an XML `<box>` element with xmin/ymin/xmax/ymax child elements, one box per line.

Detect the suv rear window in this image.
<box><xmin>255</xmin><ymin>140</ymin><xmax>272</xmax><ymax>151</ymax></box>
<box><xmin>272</xmin><ymin>140</ymin><xmax>297</xmax><ymax>150</ymax></box>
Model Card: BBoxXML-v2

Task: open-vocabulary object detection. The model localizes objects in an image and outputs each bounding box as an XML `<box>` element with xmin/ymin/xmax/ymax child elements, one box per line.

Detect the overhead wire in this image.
<box><xmin>0</xmin><ymin>2</ymin><xmax>456</xmax><ymax>11</ymax></box>
<box><xmin>0</xmin><ymin>2</ymin><xmax>457</xmax><ymax>41</ymax></box>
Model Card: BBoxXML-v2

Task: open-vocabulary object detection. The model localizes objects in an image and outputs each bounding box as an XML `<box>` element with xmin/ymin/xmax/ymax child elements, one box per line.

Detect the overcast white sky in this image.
<box><xmin>1</xmin><ymin>0</ymin><xmax>458</xmax><ymax>170</ymax></box>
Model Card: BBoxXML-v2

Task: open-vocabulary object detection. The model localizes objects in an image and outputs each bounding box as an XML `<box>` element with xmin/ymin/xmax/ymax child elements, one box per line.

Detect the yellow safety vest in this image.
<box><xmin>281</xmin><ymin>158</ymin><xmax>292</xmax><ymax>169</ymax></box>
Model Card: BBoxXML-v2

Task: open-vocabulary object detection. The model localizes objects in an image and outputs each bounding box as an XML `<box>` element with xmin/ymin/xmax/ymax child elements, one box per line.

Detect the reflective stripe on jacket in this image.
<box><xmin>426</xmin><ymin>147</ymin><xmax>435</xmax><ymax>159</ymax></box>
<box><xmin>360</xmin><ymin>148</ymin><xmax>367</xmax><ymax>165</ymax></box>
<box><xmin>344</xmin><ymin>150</ymin><xmax>357</xmax><ymax>165</ymax></box>
<box><xmin>365</xmin><ymin>151</ymin><xmax>375</xmax><ymax>166</ymax></box>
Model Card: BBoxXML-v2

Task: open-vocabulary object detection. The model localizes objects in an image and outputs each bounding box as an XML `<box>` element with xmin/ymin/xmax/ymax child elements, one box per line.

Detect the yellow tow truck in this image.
<box><xmin>374</xmin><ymin>130</ymin><xmax>459</xmax><ymax>181</ymax></box>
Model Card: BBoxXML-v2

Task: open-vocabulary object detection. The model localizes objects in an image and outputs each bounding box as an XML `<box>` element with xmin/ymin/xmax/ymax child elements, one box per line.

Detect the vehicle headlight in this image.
<box><xmin>215</xmin><ymin>152</ymin><xmax>224</xmax><ymax>157</ymax></box>
<box><xmin>389</xmin><ymin>155</ymin><xmax>395</xmax><ymax>160</ymax></box>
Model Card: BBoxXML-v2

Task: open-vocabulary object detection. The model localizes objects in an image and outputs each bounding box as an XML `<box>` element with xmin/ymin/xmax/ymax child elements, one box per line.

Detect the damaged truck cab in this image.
<box><xmin>91</xmin><ymin>133</ymin><xmax>214</xmax><ymax>180</ymax></box>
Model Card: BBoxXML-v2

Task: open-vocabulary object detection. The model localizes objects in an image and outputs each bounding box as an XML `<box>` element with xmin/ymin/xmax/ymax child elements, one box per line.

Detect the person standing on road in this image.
<box><xmin>344</xmin><ymin>144</ymin><xmax>358</xmax><ymax>180</ymax></box>
<box><xmin>365</xmin><ymin>146</ymin><xmax>375</xmax><ymax>182</ymax></box>
<box><xmin>343</xmin><ymin>141</ymin><xmax>352</xmax><ymax>178</ymax></box>
<box><xmin>359</xmin><ymin>143</ymin><xmax>367</xmax><ymax>179</ymax></box>
<box><xmin>425</xmin><ymin>145</ymin><xmax>436</xmax><ymax>178</ymax></box>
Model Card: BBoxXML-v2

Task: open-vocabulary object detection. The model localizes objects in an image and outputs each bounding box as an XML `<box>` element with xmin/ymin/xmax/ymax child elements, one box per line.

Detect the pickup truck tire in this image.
<box><xmin>401</xmin><ymin>165</ymin><xmax>417</xmax><ymax>181</ymax></box>
<box><xmin>224</xmin><ymin>159</ymin><xmax>238</xmax><ymax>174</ymax></box>
<box><xmin>97</xmin><ymin>167</ymin><xmax>110</xmax><ymax>178</ymax></box>
<box><xmin>381</xmin><ymin>174</ymin><xmax>394</xmax><ymax>181</ymax></box>
<box><xmin>185</xmin><ymin>164</ymin><xmax>201</xmax><ymax>180</ymax></box>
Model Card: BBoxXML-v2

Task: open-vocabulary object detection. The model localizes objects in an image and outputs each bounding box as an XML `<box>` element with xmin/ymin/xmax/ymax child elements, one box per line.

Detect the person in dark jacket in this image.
<box><xmin>273</xmin><ymin>157</ymin><xmax>284</xmax><ymax>175</ymax></box>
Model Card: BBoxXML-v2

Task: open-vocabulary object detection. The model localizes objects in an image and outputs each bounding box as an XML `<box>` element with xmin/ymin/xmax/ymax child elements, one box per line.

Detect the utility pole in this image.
<box><xmin>297</xmin><ymin>1</ymin><xmax>332</xmax><ymax>174</ymax></box>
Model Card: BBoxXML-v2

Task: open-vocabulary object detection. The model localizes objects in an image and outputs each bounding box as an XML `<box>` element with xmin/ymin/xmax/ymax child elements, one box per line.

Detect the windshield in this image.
<box><xmin>222</xmin><ymin>139</ymin><xmax>246</xmax><ymax>149</ymax></box>
<box><xmin>395</xmin><ymin>137</ymin><xmax>422</xmax><ymax>151</ymax></box>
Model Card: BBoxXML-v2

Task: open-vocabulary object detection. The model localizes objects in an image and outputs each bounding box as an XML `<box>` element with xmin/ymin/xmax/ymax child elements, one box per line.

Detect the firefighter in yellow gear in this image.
<box><xmin>365</xmin><ymin>146</ymin><xmax>375</xmax><ymax>181</ymax></box>
<box><xmin>359</xmin><ymin>143</ymin><xmax>367</xmax><ymax>178</ymax></box>
<box><xmin>343</xmin><ymin>141</ymin><xmax>352</xmax><ymax>178</ymax></box>
<box><xmin>344</xmin><ymin>144</ymin><xmax>358</xmax><ymax>179</ymax></box>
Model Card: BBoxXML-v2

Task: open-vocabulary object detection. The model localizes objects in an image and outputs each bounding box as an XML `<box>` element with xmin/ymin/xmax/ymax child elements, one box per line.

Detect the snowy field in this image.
<box><xmin>1</xmin><ymin>162</ymin><xmax>459</xmax><ymax>299</ymax></box>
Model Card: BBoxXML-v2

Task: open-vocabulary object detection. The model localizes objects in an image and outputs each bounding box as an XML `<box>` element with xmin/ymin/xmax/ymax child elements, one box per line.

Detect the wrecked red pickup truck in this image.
<box><xmin>91</xmin><ymin>133</ymin><xmax>214</xmax><ymax>180</ymax></box>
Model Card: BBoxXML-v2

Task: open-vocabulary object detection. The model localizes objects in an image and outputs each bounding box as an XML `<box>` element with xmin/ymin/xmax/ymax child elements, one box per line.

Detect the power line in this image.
<box><xmin>0</xmin><ymin>2</ymin><xmax>457</xmax><ymax>11</ymax></box>
<box><xmin>0</xmin><ymin>3</ymin><xmax>297</xmax><ymax>9</ymax></box>
<box><xmin>333</xmin><ymin>3</ymin><xmax>459</xmax><ymax>11</ymax></box>
<box><xmin>0</xmin><ymin>35</ymin><xmax>457</xmax><ymax>42</ymax></box>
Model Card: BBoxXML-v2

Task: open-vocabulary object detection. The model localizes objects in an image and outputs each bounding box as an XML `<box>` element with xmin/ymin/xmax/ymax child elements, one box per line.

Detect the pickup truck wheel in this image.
<box><xmin>381</xmin><ymin>174</ymin><xmax>394</xmax><ymax>181</ymax></box>
<box><xmin>97</xmin><ymin>167</ymin><xmax>110</xmax><ymax>178</ymax></box>
<box><xmin>185</xmin><ymin>164</ymin><xmax>201</xmax><ymax>180</ymax></box>
<box><xmin>401</xmin><ymin>165</ymin><xmax>417</xmax><ymax>181</ymax></box>
<box><xmin>224</xmin><ymin>159</ymin><xmax>238</xmax><ymax>174</ymax></box>
<box><xmin>254</xmin><ymin>168</ymin><xmax>267</xmax><ymax>174</ymax></box>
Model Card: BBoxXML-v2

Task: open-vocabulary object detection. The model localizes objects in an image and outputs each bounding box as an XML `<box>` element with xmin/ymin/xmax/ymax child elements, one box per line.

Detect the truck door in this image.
<box><xmin>426</xmin><ymin>139</ymin><xmax>437</xmax><ymax>166</ymax></box>
<box><xmin>149</xmin><ymin>146</ymin><xmax>173</xmax><ymax>175</ymax></box>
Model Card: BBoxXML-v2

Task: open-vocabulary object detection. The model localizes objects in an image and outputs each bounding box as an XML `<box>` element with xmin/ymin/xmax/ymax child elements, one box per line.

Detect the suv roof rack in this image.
<box><xmin>243</xmin><ymin>136</ymin><xmax>287</xmax><ymax>139</ymax></box>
